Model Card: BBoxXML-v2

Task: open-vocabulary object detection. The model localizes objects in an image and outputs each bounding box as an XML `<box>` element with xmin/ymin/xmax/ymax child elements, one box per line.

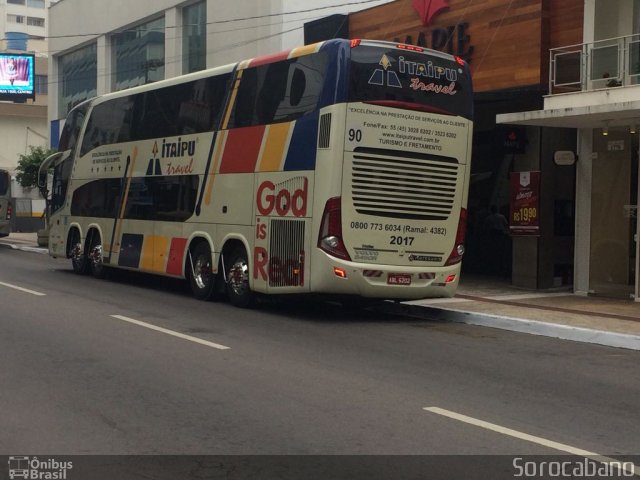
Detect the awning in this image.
<box><xmin>496</xmin><ymin>87</ymin><xmax>640</xmax><ymax>128</ymax></box>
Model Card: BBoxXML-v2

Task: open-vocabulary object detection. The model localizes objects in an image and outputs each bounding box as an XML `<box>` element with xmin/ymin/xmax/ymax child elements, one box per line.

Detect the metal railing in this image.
<box><xmin>549</xmin><ymin>33</ymin><xmax>640</xmax><ymax>95</ymax></box>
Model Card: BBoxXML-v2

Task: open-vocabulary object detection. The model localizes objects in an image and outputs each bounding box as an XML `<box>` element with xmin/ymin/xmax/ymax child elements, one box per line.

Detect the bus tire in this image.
<box><xmin>88</xmin><ymin>231</ymin><xmax>106</xmax><ymax>279</ymax></box>
<box><xmin>69</xmin><ymin>229</ymin><xmax>89</xmax><ymax>275</ymax></box>
<box><xmin>226</xmin><ymin>246</ymin><xmax>255</xmax><ymax>308</ymax></box>
<box><xmin>189</xmin><ymin>242</ymin><xmax>216</xmax><ymax>301</ymax></box>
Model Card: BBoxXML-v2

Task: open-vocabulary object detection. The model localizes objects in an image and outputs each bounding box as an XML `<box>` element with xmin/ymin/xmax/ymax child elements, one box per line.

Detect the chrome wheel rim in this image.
<box><xmin>228</xmin><ymin>257</ymin><xmax>249</xmax><ymax>296</ymax></box>
<box><xmin>194</xmin><ymin>254</ymin><xmax>211</xmax><ymax>290</ymax></box>
<box><xmin>71</xmin><ymin>242</ymin><xmax>83</xmax><ymax>265</ymax></box>
<box><xmin>90</xmin><ymin>244</ymin><xmax>102</xmax><ymax>270</ymax></box>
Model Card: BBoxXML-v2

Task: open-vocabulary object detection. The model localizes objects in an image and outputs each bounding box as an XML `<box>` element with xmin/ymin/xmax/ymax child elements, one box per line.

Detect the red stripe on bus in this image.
<box><xmin>219</xmin><ymin>126</ymin><xmax>265</xmax><ymax>173</ymax></box>
<box><xmin>249</xmin><ymin>50</ymin><xmax>290</xmax><ymax>67</ymax></box>
<box><xmin>166</xmin><ymin>237</ymin><xmax>188</xmax><ymax>276</ymax></box>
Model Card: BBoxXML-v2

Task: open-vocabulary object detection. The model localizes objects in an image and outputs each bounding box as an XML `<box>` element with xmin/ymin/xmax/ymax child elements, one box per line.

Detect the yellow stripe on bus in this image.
<box><xmin>204</xmin><ymin>130</ymin><xmax>228</xmax><ymax>206</ymax></box>
<box><xmin>112</xmin><ymin>146</ymin><xmax>138</xmax><ymax>255</ymax></box>
<box><xmin>221</xmin><ymin>69</ymin><xmax>245</xmax><ymax>129</ymax></box>
<box><xmin>258</xmin><ymin>123</ymin><xmax>292</xmax><ymax>172</ymax></box>
<box><xmin>141</xmin><ymin>235</ymin><xmax>169</xmax><ymax>272</ymax></box>
<box><xmin>289</xmin><ymin>43</ymin><xmax>320</xmax><ymax>58</ymax></box>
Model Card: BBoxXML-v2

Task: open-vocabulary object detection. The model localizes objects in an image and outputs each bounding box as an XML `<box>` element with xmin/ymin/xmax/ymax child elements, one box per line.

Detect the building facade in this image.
<box><xmin>499</xmin><ymin>0</ymin><xmax>640</xmax><ymax>301</ymax></box>
<box><xmin>47</xmin><ymin>0</ymin><xmax>393</xmax><ymax>145</ymax></box>
<box><xmin>0</xmin><ymin>0</ymin><xmax>52</xmax><ymax>230</ymax></box>
<box><xmin>0</xmin><ymin>0</ymin><xmax>51</xmax><ymax>176</ymax></box>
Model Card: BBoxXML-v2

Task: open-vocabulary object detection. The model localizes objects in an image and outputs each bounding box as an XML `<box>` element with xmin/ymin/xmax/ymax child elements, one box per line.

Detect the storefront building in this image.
<box><xmin>498</xmin><ymin>0</ymin><xmax>640</xmax><ymax>301</ymax></box>
<box><xmin>305</xmin><ymin>0</ymin><xmax>585</xmax><ymax>291</ymax></box>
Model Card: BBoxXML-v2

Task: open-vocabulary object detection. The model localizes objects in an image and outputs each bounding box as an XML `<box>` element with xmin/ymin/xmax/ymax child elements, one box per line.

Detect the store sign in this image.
<box><xmin>502</xmin><ymin>127</ymin><xmax>527</xmax><ymax>154</ymax></box>
<box><xmin>395</xmin><ymin>0</ymin><xmax>474</xmax><ymax>62</ymax></box>
<box><xmin>607</xmin><ymin>140</ymin><xmax>625</xmax><ymax>151</ymax></box>
<box><xmin>509</xmin><ymin>171</ymin><xmax>540</xmax><ymax>236</ymax></box>
<box><xmin>412</xmin><ymin>0</ymin><xmax>450</xmax><ymax>26</ymax></box>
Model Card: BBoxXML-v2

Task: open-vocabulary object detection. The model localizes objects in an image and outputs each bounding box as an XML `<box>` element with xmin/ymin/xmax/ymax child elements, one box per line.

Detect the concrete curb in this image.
<box><xmin>384</xmin><ymin>302</ymin><xmax>640</xmax><ymax>351</ymax></box>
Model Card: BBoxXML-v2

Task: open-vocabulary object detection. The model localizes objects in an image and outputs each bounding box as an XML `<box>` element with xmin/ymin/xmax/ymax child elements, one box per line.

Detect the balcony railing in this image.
<box><xmin>550</xmin><ymin>33</ymin><xmax>640</xmax><ymax>95</ymax></box>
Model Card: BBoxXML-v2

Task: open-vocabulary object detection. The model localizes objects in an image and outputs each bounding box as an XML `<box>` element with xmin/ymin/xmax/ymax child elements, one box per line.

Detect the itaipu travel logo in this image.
<box><xmin>412</xmin><ymin>0</ymin><xmax>449</xmax><ymax>26</ymax></box>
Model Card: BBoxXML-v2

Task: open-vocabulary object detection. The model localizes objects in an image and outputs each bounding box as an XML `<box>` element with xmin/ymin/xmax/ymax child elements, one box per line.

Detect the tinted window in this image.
<box><xmin>71</xmin><ymin>175</ymin><xmax>198</xmax><ymax>222</ymax></box>
<box><xmin>349</xmin><ymin>46</ymin><xmax>473</xmax><ymax>119</ymax></box>
<box><xmin>80</xmin><ymin>96</ymin><xmax>135</xmax><ymax>156</ymax></box>
<box><xmin>78</xmin><ymin>74</ymin><xmax>232</xmax><ymax>155</ymax></box>
<box><xmin>71</xmin><ymin>178</ymin><xmax>122</xmax><ymax>217</ymax></box>
<box><xmin>58</xmin><ymin>103</ymin><xmax>89</xmax><ymax>153</ymax></box>
<box><xmin>229</xmin><ymin>52</ymin><xmax>328</xmax><ymax>128</ymax></box>
<box><xmin>0</xmin><ymin>171</ymin><xmax>9</xmax><ymax>196</ymax></box>
<box><xmin>151</xmin><ymin>175</ymin><xmax>199</xmax><ymax>221</ymax></box>
<box><xmin>136</xmin><ymin>75</ymin><xmax>231</xmax><ymax>140</ymax></box>
<box><xmin>125</xmin><ymin>176</ymin><xmax>199</xmax><ymax>221</ymax></box>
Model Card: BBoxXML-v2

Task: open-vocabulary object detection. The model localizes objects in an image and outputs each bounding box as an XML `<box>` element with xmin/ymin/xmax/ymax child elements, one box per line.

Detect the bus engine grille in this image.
<box><xmin>350</xmin><ymin>147</ymin><xmax>459</xmax><ymax>220</ymax></box>
<box><xmin>269</xmin><ymin>219</ymin><xmax>305</xmax><ymax>287</ymax></box>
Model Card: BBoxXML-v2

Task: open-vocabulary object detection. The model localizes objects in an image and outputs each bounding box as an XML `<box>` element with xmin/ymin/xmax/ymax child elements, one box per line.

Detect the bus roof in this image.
<box><xmin>75</xmin><ymin>38</ymin><xmax>464</xmax><ymax>111</ymax></box>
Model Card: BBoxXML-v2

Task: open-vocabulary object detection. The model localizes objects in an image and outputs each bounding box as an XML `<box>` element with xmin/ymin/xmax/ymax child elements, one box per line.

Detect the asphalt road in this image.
<box><xmin>0</xmin><ymin>245</ymin><xmax>639</xmax><ymax>476</ymax></box>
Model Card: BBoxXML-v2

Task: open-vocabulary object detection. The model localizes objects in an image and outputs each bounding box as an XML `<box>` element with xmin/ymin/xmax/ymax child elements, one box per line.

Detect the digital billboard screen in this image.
<box><xmin>0</xmin><ymin>53</ymin><xmax>35</xmax><ymax>101</ymax></box>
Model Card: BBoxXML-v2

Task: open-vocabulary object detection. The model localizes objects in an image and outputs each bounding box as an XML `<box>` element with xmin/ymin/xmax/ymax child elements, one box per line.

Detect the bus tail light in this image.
<box><xmin>397</xmin><ymin>43</ymin><xmax>424</xmax><ymax>52</ymax></box>
<box><xmin>318</xmin><ymin>197</ymin><xmax>351</xmax><ymax>261</ymax></box>
<box><xmin>445</xmin><ymin>208</ymin><xmax>467</xmax><ymax>266</ymax></box>
<box><xmin>6</xmin><ymin>202</ymin><xmax>11</xmax><ymax>220</ymax></box>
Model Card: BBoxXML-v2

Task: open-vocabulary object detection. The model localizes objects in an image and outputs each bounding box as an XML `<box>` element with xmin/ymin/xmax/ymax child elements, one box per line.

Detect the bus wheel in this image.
<box><xmin>189</xmin><ymin>242</ymin><xmax>215</xmax><ymax>300</ymax></box>
<box><xmin>69</xmin><ymin>230</ymin><xmax>89</xmax><ymax>274</ymax></box>
<box><xmin>226</xmin><ymin>247</ymin><xmax>255</xmax><ymax>308</ymax></box>
<box><xmin>88</xmin><ymin>233</ymin><xmax>106</xmax><ymax>279</ymax></box>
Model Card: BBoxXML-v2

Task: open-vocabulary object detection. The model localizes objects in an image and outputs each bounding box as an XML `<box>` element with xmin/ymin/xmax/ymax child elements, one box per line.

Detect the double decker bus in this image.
<box><xmin>43</xmin><ymin>39</ymin><xmax>473</xmax><ymax>307</ymax></box>
<box><xmin>0</xmin><ymin>169</ymin><xmax>12</xmax><ymax>237</ymax></box>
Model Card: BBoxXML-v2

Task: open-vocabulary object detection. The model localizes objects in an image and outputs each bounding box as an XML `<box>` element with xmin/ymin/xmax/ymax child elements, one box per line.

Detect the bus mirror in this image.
<box><xmin>38</xmin><ymin>151</ymin><xmax>62</xmax><ymax>194</ymax></box>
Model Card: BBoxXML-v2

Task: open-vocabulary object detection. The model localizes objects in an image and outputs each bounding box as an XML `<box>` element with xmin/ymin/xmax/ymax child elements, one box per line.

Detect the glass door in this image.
<box><xmin>589</xmin><ymin>128</ymin><xmax>636</xmax><ymax>298</ymax></box>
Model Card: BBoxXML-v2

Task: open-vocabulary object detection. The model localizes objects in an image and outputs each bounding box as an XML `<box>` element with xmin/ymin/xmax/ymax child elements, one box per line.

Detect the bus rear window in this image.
<box><xmin>0</xmin><ymin>171</ymin><xmax>9</xmax><ymax>196</ymax></box>
<box><xmin>349</xmin><ymin>46</ymin><xmax>472</xmax><ymax>119</ymax></box>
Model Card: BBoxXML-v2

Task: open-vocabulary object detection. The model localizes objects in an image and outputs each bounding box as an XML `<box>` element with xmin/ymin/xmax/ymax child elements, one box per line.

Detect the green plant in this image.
<box><xmin>15</xmin><ymin>145</ymin><xmax>56</xmax><ymax>189</ymax></box>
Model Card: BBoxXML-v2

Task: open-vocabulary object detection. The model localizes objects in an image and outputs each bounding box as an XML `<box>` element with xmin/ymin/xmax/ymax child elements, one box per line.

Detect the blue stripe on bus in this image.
<box><xmin>283</xmin><ymin>112</ymin><xmax>319</xmax><ymax>171</ymax></box>
<box><xmin>318</xmin><ymin>40</ymin><xmax>349</xmax><ymax>106</ymax></box>
<box><xmin>118</xmin><ymin>233</ymin><xmax>144</xmax><ymax>268</ymax></box>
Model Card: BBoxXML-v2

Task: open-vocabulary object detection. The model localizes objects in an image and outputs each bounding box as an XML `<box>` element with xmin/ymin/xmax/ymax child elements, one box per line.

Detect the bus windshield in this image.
<box><xmin>0</xmin><ymin>170</ymin><xmax>9</xmax><ymax>196</ymax></box>
<box><xmin>348</xmin><ymin>44</ymin><xmax>473</xmax><ymax>119</ymax></box>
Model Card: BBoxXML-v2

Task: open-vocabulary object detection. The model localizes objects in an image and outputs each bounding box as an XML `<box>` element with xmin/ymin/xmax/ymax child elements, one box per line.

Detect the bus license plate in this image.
<box><xmin>387</xmin><ymin>274</ymin><xmax>411</xmax><ymax>285</ymax></box>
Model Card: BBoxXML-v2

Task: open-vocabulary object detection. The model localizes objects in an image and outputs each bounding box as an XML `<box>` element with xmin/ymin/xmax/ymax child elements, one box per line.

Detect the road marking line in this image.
<box><xmin>424</xmin><ymin>406</ymin><xmax>639</xmax><ymax>476</ymax></box>
<box><xmin>110</xmin><ymin>315</ymin><xmax>230</xmax><ymax>350</ymax></box>
<box><xmin>0</xmin><ymin>281</ymin><xmax>46</xmax><ymax>296</ymax></box>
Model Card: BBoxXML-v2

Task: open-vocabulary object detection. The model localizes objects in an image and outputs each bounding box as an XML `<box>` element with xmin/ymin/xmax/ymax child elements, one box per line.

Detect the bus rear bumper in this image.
<box><xmin>311</xmin><ymin>254</ymin><xmax>461</xmax><ymax>300</ymax></box>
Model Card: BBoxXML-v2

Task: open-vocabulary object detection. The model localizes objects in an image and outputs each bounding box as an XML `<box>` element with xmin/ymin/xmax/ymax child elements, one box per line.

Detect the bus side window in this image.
<box><xmin>271</xmin><ymin>53</ymin><xmax>328</xmax><ymax>123</ymax></box>
<box><xmin>80</xmin><ymin>96</ymin><xmax>135</xmax><ymax>156</ymax></box>
<box><xmin>290</xmin><ymin>68</ymin><xmax>306</xmax><ymax>106</ymax></box>
<box><xmin>230</xmin><ymin>68</ymin><xmax>258</xmax><ymax>128</ymax></box>
<box><xmin>256</xmin><ymin>62</ymin><xmax>288</xmax><ymax>124</ymax></box>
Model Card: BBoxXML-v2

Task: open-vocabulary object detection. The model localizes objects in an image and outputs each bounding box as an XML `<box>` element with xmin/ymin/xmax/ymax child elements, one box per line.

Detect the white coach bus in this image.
<box><xmin>42</xmin><ymin>39</ymin><xmax>473</xmax><ymax>307</ymax></box>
